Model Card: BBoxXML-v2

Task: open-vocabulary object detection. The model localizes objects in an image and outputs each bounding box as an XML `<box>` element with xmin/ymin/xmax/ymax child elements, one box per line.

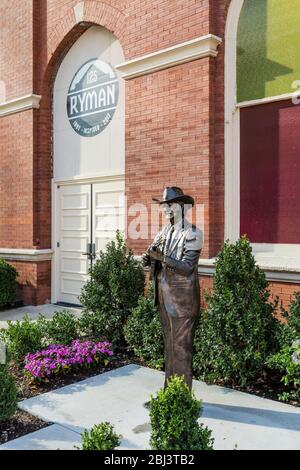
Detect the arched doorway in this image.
<box><xmin>52</xmin><ymin>25</ymin><xmax>125</xmax><ymax>304</ymax></box>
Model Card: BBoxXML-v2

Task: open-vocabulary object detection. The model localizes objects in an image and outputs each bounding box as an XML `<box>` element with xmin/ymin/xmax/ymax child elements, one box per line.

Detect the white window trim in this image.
<box><xmin>137</xmin><ymin>256</ymin><xmax>300</xmax><ymax>283</ymax></box>
<box><xmin>224</xmin><ymin>0</ymin><xmax>300</xmax><ymax>273</ymax></box>
<box><xmin>237</xmin><ymin>92</ymin><xmax>299</xmax><ymax>109</ymax></box>
<box><xmin>197</xmin><ymin>258</ymin><xmax>300</xmax><ymax>283</ymax></box>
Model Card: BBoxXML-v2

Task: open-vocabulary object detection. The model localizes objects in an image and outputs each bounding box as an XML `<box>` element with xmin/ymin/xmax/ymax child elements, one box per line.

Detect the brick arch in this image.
<box><xmin>34</xmin><ymin>1</ymin><xmax>127</xmax><ymax>251</ymax></box>
<box><xmin>47</xmin><ymin>1</ymin><xmax>127</xmax><ymax>70</ymax></box>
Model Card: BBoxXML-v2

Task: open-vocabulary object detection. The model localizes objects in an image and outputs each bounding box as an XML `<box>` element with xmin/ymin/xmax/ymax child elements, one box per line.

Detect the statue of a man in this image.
<box><xmin>142</xmin><ymin>187</ymin><xmax>203</xmax><ymax>389</ymax></box>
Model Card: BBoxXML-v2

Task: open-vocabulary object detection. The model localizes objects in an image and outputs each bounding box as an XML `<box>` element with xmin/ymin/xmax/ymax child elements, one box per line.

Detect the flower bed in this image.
<box><xmin>24</xmin><ymin>340</ymin><xmax>113</xmax><ymax>380</ymax></box>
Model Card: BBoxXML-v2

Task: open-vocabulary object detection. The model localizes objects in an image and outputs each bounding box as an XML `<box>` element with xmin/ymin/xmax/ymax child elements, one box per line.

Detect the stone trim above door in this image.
<box><xmin>115</xmin><ymin>34</ymin><xmax>222</xmax><ymax>80</ymax></box>
<box><xmin>0</xmin><ymin>94</ymin><xmax>41</xmax><ymax>118</ymax></box>
<box><xmin>0</xmin><ymin>248</ymin><xmax>53</xmax><ymax>261</ymax></box>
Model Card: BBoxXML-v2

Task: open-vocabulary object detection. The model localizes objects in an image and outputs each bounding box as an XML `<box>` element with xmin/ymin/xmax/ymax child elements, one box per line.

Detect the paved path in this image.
<box><xmin>1</xmin><ymin>364</ymin><xmax>300</xmax><ymax>450</ymax></box>
<box><xmin>0</xmin><ymin>304</ymin><xmax>82</xmax><ymax>329</ymax></box>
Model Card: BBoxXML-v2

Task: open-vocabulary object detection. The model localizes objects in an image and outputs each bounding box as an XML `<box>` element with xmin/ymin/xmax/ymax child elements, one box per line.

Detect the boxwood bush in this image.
<box><xmin>38</xmin><ymin>310</ymin><xmax>79</xmax><ymax>345</ymax></box>
<box><xmin>0</xmin><ymin>259</ymin><xmax>18</xmax><ymax>308</ymax></box>
<box><xmin>0</xmin><ymin>364</ymin><xmax>18</xmax><ymax>422</ymax></box>
<box><xmin>266</xmin><ymin>292</ymin><xmax>300</xmax><ymax>402</ymax></box>
<box><xmin>266</xmin><ymin>341</ymin><xmax>300</xmax><ymax>402</ymax></box>
<box><xmin>80</xmin><ymin>422</ymin><xmax>121</xmax><ymax>450</ymax></box>
<box><xmin>150</xmin><ymin>375</ymin><xmax>214</xmax><ymax>450</ymax></box>
<box><xmin>193</xmin><ymin>236</ymin><xmax>280</xmax><ymax>386</ymax></box>
<box><xmin>124</xmin><ymin>283</ymin><xmax>164</xmax><ymax>369</ymax></box>
<box><xmin>79</xmin><ymin>231</ymin><xmax>145</xmax><ymax>345</ymax></box>
<box><xmin>1</xmin><ymin>315</ymin><xmax>44</xmax><ymax>361</ymax></box>
<box><xmin>278</xmin><ymin>292</ymin><xmax>300</xmax><ymax>346</ymax></box>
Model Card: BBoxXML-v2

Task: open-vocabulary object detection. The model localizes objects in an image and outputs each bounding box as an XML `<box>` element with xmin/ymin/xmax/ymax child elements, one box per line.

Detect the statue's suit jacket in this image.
<box><xmin>146</xmin><ymin>221</ymin><xmax>203</xmax><ymax>318</ymax></box>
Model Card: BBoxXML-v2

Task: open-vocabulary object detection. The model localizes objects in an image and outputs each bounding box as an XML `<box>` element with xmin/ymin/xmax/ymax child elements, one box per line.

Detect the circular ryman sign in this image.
<box><xmin>67</xmin><ymin>58</ymin><xmax>119</xmax><ymax>137</ymax></box>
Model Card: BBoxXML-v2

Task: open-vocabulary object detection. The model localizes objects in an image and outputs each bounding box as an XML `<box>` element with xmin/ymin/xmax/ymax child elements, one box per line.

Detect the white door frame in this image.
<box><xmin>51</xmin><ymin>174</ymin><xmax>125</xmax><ymax>304</ymax></box>
<box><xmin>224</xmin><ymin>0</ymin><xmax>244</xmax><ymax>243</ymax></box>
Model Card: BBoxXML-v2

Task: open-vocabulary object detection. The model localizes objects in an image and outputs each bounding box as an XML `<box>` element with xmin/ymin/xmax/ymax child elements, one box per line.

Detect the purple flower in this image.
<box><xmin>24</xmin><ymin>339</ymin><xmax>114</xmax><ymax>380</ymax></box>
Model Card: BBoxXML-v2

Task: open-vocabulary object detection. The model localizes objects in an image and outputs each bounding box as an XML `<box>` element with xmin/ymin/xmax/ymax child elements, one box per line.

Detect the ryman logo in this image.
<box><xmin>67</xmin><ymin>58</ymin><xmax>119</xmax><ymax>137</ymax></box>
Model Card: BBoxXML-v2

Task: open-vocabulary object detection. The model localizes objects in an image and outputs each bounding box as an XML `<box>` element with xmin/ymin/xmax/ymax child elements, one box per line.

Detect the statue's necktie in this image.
<box><xmin>164</xmin><ymin>225</ymin><xmax>175</xmax><ymax>255</ymax></box>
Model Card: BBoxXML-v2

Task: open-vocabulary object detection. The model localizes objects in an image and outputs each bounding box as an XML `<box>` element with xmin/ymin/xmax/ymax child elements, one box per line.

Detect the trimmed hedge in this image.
<box><xmin>0</xmin><ymin>365</ymin><xmax>18</xmax><ymax>422</ymax></box>
<box><xmin>193</xmin><ymin>236</ymin><xmax>280</xmax><ymax>386</ymax></box>
<box><xmin>124</xmin><ymin>283</ymin><xmax>164</xmax><ymax>369</ymax></box>
<box><xmin>1</xmin><ymin>315</ymin><xmax>44</xmax><ymax>361</ymax></box>
<box><xmin>0</xmin><ymin>259</ymin><xmax>18</xmax><ymax>308</ymax></box>
<box><xmin>150</xmin><ymin>375</ymin><xmax>214</xmax><ymax>450</ymax></box>
<box><xmin>1</xmin><ymin>310</ymin><xmax>79</xmax><ymax>362</ymax></box>
<box><xmin>266</xmin><ymin>292</ymin><xmax>300</xmax><ymax>402</ymax></box>
<box><xmin>38</xmin><ymin>310</ymin><xmax>79</xmax><ymax>345</ymax></box>
<box><xmin>80</xmin><ymin>422</ymin><xmax>121</xmax><ymax>450</ymax></box>
<box><xmin>80</xmin><ymin>231</ymin><xmax>145</xmax><ymax>345</ymax></box>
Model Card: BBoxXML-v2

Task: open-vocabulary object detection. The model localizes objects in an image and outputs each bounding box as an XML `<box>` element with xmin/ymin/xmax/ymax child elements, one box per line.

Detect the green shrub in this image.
<box><xmin>265</xmin><ymin>294</ymin><xmax>300</xmax><ymax>402</ymax></box>
<box><xmin>80</xmin><ymin>422</ymin><xmax>121</xmax><ymax>450</ymax></box>
<box><xmin>286</xmin><ymin>292</ymin><xmax>300</xmax><ymax>336</ymax></box>
<box><xmin>0</xmin><ymin>364</ymin><xmax>18</xmax><ymax>422</ymax></box>
<box><xmin>79</xmin><ymin>231</ymin><xmax>145</xmax><ymax>345</ymax></box>
<box><xmin>193</xmin><ymin>236</ymin><xmax>280</xmax><ymax>386</ymax></box>
<box><xmin>150</xmin><ymin>375</ymin><xmax>214</xmax><ymax>451</ymax></box>
<box><xmin>38</xmin><ymin>310</ymin><xmax>79</xmax><ymax>345</ymax></box>
<box><xmin>278</xmin><ymin>292</ymin><xmax>300</xmax><ymax>346</ymax></box>
<box><xmin>124</xmin><ymin>283</ymin><xmax>164</xmax><ymax>369</ymax></box>
<box><xmin>78</xmin><ymin>311</ymin><xmax>105</xmax><ymax>341</ymax></box>
<box><xmin>1</xmin><ymin>315</ymin><xmax>44</xmax><ymax>361</ymax></box>
<box><xmin>0</xmin><ymin>259</ymin><xmax>18</xmax><ymax>308</ymax></box>
<box><xmin>266</xmin><ymin>340</ymin><xmax>300</xmax><ymax>402</ymax></box>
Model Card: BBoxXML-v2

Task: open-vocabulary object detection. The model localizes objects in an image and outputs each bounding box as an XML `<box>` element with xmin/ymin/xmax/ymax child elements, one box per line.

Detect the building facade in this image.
<box><xmin>0</xmin><ymin>0</ymin><xmax>299</xmax><ymax>308</ymax></box>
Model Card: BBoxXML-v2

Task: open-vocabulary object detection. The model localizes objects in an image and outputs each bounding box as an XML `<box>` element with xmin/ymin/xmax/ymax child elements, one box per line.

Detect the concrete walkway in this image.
<box><xmin>0</xmin><ymin>304</ymin><xmax>82</xmax><ymax>329</ymax></box>
<box><xmin>1</xmin><ymin>364</ymin><xmax>300</xmax><ymax>450</ymax></box>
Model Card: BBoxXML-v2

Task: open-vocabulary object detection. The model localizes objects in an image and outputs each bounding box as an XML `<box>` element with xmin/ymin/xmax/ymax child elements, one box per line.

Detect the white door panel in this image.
<box><xmin>92</xmin><ymin>180</ymin><xmax>125</xmax><ymax>257</ymax></box>
<box><xmin>58</xmin><ymin>184</ymin><xmax>91</xmax><ymax>304</ymax></box>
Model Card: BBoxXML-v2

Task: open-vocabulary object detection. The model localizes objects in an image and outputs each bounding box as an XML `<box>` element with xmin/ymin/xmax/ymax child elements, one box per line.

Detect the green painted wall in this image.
<box><xmin>237</xmin><ymin>0</ymin><xmax>300</xmax><ymax>102</ymax></box>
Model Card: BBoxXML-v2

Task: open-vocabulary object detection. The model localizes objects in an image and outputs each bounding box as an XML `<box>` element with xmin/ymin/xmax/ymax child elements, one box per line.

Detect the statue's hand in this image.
<box><xmin>149</xmin><ymin>247</ymin><xmax>164</xmax><ymax>262</ymax></box>
<box><xmin>141</xmin><ymin>252</ymin><xmax>151</xmax><ymax>267</ymax></box>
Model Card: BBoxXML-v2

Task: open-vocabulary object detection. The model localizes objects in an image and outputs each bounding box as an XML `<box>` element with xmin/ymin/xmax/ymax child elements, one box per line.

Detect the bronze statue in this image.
<box><xmin>142</xmin><ymin>187</ymin><xmax>203</xmax><ymax>389</ymax></box>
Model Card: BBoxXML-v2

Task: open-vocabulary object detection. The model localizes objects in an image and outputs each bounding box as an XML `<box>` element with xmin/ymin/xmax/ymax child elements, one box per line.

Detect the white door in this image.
<box><xmin>57</xmin><ymin>184</ymin><xmax>92</xmax><ymax>304</ymax></box>
<box><xmin>56</xmin><ymin>180</ymin><xmax>124</xmax><ymax>305</ymax></box>
<box><xmin>93</xmin><ymin>180</ymin><xmax>125</xmax><ymax>253</ymax></box>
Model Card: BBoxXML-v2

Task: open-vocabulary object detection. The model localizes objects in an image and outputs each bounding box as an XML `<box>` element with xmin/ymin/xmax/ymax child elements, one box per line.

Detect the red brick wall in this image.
<box><xmin>125</xmin><ymin>58</ymin><xmax>216</xmax><ymax>259</ymax></box>
<box><xmin>0</xmin><ymin>111</ymin><xmax>34</xmax><ymax>248</ymax></box>
<box><xmin>7</xmin><ymin>260</ymin><xmax>51</xmax><ymax>306</ymax></box>
<box><xmin>0</xmin><ymin>0</ymin><xmax>33</xmax><ymax>100</ymax></box>
<box><xmin>268</xmin><ymin>282</ymin><xmax>300</xmax><ymax>316</ymax></box>
<box><xmin>199</xmin><ymin>275</ymin><xmax>300</xmax><ymax>318</ymax></box>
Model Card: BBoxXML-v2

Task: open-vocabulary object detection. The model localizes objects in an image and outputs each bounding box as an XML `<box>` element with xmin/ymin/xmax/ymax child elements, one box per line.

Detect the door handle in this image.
<box><xmin>91</xmin><ymin>243</ymin><xmax>96</xmax><ymax>259</ymax></box>
<box><xmin>83</xmin><ymin>243</ymin><xmax>92</xmax><ymax>259</ymax></box>
<box><xmin>83</xmin><ymin>243</ymin><xmax>97</xmax><ymax>261</ymax></box>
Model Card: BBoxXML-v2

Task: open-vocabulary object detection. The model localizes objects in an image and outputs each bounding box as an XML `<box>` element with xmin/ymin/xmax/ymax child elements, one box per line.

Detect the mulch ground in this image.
<box><xmin>0</xmin><ymin>410</ymin><xmax>50</xmax><ymax>445</ymax></box>
<box><xmin>194</xmin><ymin>371</ymin><xmax>300</xmax><ymax>408</ymax></box>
